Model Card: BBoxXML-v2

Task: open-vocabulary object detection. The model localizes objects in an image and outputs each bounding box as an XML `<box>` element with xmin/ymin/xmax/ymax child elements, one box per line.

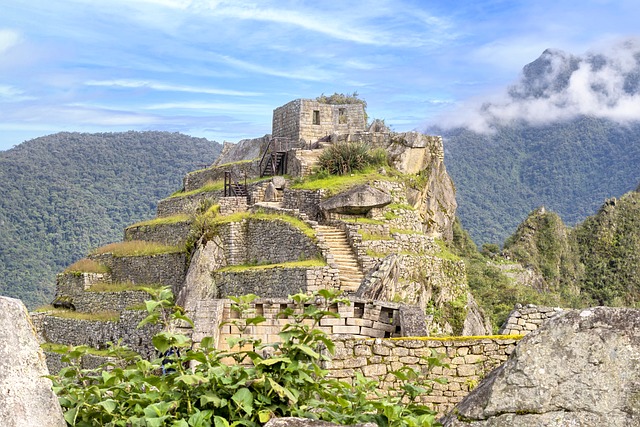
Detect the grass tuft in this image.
<box><xmin>49</xmin><ymin>310</ymin><xmax>120</xmax><ymax>322</ymax></box>
<box><xmin>64</xmin><ymin>259</ymin><xmax>110</xmax><ymax>274</ymax></box>
<box><xmin>87</xmin><ymin>282</ymin><xmax>164</xmax><ymax>293</ymax></box>
<box><xmin>126</xmin><ymin>214</ymin><xmax>191</xmax><ymax>228</ymax></box>
<box><xmin>217</xmin><ymin>258</ymin><xmax>326</xmax><ymax>273</ymax></box>
<box><xmin>91</xmin><ymin>241</ymin><xmax>183</xmax><ymax>257</ymax></box>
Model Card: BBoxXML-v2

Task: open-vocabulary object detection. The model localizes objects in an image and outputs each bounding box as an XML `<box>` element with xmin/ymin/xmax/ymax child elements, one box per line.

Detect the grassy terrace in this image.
<box><xmin>217</xmin><ymin>258</ymin><xmax>326</xmax><ymax>273</ymax></box>
<box><xmin>87</xmin><ymin>282</ymin><xmax>164</xmax><ymax>293</ymax></box>
<box><xmin>213</xmin><ymin>211</ymin><xmax>316</xmax><ymax>240</ymax></box>
<box><xmin>126</xmin><ymin>214</ymin><xmax>191</xmax><ymax>228</ymax></box>
<box><xmin>64</xmin><ymin>258</ymin><xmax>110</xmax><ymax>274</ymax></box>
<box><xmin>91</xmin><ymin>240</ymin><xmax>184</xmax><ymax>257</ymax></box>
<box><xmin>291</xmin><ymin>169</ymin><xmax>390</xmax><ymax>195</ymax></box>
<box><xmin>169</xmin><ymin>181</ymin><xmax>224</xmax><ymax>198</ymax></box>
<box><xmin>48</xmin><ymin>309</ymin><xmax>120</xmax><ymax>322</ymax></box>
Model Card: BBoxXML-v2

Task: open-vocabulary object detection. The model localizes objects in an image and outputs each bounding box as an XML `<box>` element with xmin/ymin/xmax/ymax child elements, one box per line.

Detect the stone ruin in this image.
<box><xmin>32</xmin><ymin>97</ymin><xmax>557</xmax><ymax>415</ymax></box>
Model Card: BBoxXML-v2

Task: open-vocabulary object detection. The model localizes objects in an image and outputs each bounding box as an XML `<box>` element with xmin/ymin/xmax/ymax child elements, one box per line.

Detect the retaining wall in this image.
<box><xmin>157</xmin><ymin>190</ymin><xmax>224</xmax><ymax>217</ymax></box>
<box><xmin>124</xmin><ymin>220</ymin><xmax>192</xmax><ymax>247</ymax></box>
<box><xmin>213</xmin><ymin>266</ymin><xmax>339</xmax><ymax>299</ymax></box>
<box><xmin>325</xmin><ymin>336</ymin><xmax>521</xmax><ymax>417</ymax></box>
<box><xmin>89</xmin><ymin>252</ymin><xmax>187</xmax><ymax>295</ymax></box>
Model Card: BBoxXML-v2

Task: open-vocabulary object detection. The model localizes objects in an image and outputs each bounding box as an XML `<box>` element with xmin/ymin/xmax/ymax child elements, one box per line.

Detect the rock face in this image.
<box><xmin>319</xmin><ymin>184</ymin><xmax>391</xmax><ymax>214</ymax></box>
<box><xmin>441</xmin><ymin>307</ymin><xmax>640</xmax><ymax>426</ymax></box>
<box><xmin>0</xmin><ymin>297</ymin><xmax>66</xmax><ymax>427</ymax></box>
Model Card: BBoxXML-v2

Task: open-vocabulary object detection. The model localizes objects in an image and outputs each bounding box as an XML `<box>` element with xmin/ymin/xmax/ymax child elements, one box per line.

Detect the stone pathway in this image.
<box><xmin>317</xmin><ymin>225</ymin><xmax>364</xmax><ymax>292</ymax></box>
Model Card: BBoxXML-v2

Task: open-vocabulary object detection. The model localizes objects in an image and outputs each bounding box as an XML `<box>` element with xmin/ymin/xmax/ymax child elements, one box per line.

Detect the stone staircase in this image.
<box><xmin>317</xmin><ymin>225</ymin><xmax>364</xmax><ymax>292</ymax></box>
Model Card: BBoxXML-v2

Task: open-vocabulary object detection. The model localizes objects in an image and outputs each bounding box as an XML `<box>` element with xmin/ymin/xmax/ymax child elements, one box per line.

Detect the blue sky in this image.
<box><xmin>1</xmin><ymin>0</ymin><xmax>639</xmax><ymax>151</ymax></box>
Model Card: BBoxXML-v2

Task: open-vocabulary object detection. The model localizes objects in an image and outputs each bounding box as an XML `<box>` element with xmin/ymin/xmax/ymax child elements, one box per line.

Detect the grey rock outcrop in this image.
<box><xmin>319</xmin><ymin>184</ymin><xmax>391</xmax><ymax>214</ymax></box>
<box><xmin>0</xmin><ymin>296</ymin><xmax>66</xmax><ymax>427</ymax></box>
<box><xmin>441</xmin><ymin>307</ymin><xmax>640</xmax><ymax>426</ymax></box>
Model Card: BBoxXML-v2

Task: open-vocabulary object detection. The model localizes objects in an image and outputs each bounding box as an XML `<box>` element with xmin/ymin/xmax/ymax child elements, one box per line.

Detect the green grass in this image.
<box><xmin>387</xmin><ymin>203</ymin><xmax>415</xmax><ymax>211</ymax></box>
<box><xmin>91</xmin><ymin>241</ymin><xmax>184</xmax><ymax>257</ymax></box>
<box><xmin>87</xmin><ymin>282</ymin><xmax>164</xmax><ymax>293</ymax></box>
<box><xmin>126</xmin><ymin>214</ymin><xmax>191</xmax><ymax>228</ymax></box>
<box><xmin>217</xmin><ymin>258</ymin><xmax>326</xmax><ymax>273</ymax></box>
<box><xmin>169</xmin><ymin>181</ymin><xmax>224</xmax><ymax>198</ymax></box>
<box><xmin>214</xmin><ymin>211</ymin><xmax>316</xmax><ymax>240</ymax></box>
<box><xmin>390</xmin><ymin>228</ymin><xmax>424</xmax><ymax>235</ymax></box>
<box><xmin>365</xmin><ymin>249</ymin><xmax>390</xmax><ymax>258</ymax></box>
<box><xmin>291</xmin><ymin>169</ymin><xmax>388</xmax><ymax>195</ymax></box>
<box><xmin>64</xmin><ymin>258</ymin><xmax>110</xmax><ymax>274</ymax></box>
<box><xmin>49</xmin><ymin>310</ymin><xmax>120</xmax><ymax>322</ymax></box>
<box><xmin>434</xmin><ymin>239</ymin><xmax>462</xmax><ymax>261</ymax></box>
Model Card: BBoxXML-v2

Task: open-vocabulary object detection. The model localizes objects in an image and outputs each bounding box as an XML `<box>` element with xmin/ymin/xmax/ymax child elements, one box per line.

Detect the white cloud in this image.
<box><xmin>438</xmin><ymin>38</ymin><xmax>640</xmax><ymax>132</ymax></box>
<box><xmin>84</xmin><ymin>79</ymin><xmax>262</xmax><ymax>96</ymax></box>
<box><xmin>0</xmin><ymin>29</ymin><xmax>21</xmax><ymax>54</ymax></box>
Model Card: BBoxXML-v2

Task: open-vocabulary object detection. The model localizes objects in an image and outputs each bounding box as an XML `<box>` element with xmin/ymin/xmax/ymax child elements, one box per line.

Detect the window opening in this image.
<box><xmin>338</xmin><ymin>108</ymin><xmax>347</xmax><ymax>124</ymax></box>
<box><xmin>312</xmin><ymin>110</ymin><xmax>320</xmax><ymax>125</ymax></box>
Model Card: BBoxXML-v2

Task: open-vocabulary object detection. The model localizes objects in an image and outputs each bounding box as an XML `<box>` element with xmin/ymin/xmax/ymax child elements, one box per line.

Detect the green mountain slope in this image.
<box><xmin>440</xmin><ymin>117</ymin><xmax>640</xmax><ymax>245</ymax></box>
<box><xmin>498</xmin><ymin>187</ymin><xmax>640</xmax><ymax>310</ymax></box>
<box><xmin>0</xmin><ymin>131</ymin><xmax>221</xmax><ymax>308</ymax></box>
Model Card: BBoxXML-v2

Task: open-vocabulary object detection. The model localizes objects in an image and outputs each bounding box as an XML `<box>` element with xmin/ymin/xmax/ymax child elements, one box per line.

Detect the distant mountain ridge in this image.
<box><xmin>436</xmin><ymin>41</ymin><xmax>640</xmax><ymax>245</ymax></box>
<box><xmin>0</xmin><ymin>131</ymin><xmax>221</xmax><ymax>308</ymax></box>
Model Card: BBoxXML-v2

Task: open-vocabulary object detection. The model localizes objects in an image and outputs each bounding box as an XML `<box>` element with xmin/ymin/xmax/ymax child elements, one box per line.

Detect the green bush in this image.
<box><xmin>317</xmin><ymin>142</ymin><xmax>388</xmax><ymax>176</ymax></box>
<box><xmin>50</xmin><ymin>288</ymin><xmax>444</xmax><ymax>427</ymax></box>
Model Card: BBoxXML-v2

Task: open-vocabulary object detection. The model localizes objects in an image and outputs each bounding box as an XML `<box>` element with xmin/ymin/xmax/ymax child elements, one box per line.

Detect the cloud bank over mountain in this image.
<box><xmin>440</xmin><ymin>38</ymin><xmax>640</xmax><ymax>132</ymax></box>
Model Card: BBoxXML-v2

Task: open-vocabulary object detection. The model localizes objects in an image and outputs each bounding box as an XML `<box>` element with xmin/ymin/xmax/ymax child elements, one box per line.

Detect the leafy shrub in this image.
<box><xmin>317</xmin><ymin>142</ymin><xmax>388</xmax><ymax>176</ymax></box>
<box><xmin>50</xmin><ymin>288</ymin><xmax>444</xmax><ymax>427</ymax></box>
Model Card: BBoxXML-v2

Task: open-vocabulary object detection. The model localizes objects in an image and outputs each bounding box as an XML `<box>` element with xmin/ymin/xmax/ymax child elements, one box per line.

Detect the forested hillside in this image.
<box><xmin>0</xmin><ymin>131</ymin><xmax>221</xmax><ymax>308</ymax></box>
<box><xmin>435</xmin><ymin>42</ymin><xmax>640</xmax><ymax>246</ymax></box>
<box><xmin>441</xmin><ymin>117</ymin><xmax>640</xmax><ymax>245</ymax></box>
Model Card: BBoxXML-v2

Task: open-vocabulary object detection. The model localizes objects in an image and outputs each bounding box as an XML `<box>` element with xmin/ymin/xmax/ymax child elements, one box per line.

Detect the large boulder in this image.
<box><xmin>319</xmin><ymin>184</ymin><xmax>391</xmax><ymax>215</ymax></box>
<box><xmin>1</xmin><ymin>296</ymin><xmax>66</xmax><ymax>426</ymax></box>
<box><xmin>441</xmin><ymin>307</ymin><xmax>640</xmax><ymax>426</ymax></box>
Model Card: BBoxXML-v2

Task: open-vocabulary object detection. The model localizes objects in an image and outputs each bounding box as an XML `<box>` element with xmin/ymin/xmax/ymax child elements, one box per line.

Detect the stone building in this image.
<box><xmin>272</xmin><ymin>99</ymin><xmax>366</xmax><ymax>143</ymax></box>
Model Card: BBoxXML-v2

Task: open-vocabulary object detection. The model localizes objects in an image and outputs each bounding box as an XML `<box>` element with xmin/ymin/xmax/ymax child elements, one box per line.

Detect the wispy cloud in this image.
<box><xmin>85</xmin><ymin>79</ymin><xmax>262</xmax><ymax>96</ymax></box>
<box><xmin>0</xmin><ymin>29</ymin><xmax>21</xmax><ymax>54</ymax></box>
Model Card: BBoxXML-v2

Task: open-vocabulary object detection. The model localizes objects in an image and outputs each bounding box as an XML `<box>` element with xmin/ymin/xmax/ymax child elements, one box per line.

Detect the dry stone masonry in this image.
<box><xmin>498</xmin><ymin>303</ymin><xmax>565</xmax><ymax>335</ymax></box>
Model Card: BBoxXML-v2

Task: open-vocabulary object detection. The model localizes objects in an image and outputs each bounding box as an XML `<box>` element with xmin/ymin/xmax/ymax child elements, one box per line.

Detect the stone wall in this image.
<box><xmin>38</xmin><ymin>309</ymin><xmax>161</xmax><ymax>359</ymax></box>
<box><xmin>325</xmin><ymin>336</ymin><xmax>521</xmax><ymax>417</ymax></box>
<box><xmin>72</xmin><ymin>289</ymin><xmax>152</xmax><ymax>312</ymax></box>
<box><xmin>282</xmin><ymin>188</ymin><xmax>327</xmax><ymax>221</ymax></box>
<box><xmin>272</xmin><ymin>99</ymin><xmax>366</xmax><ymax>143</ymax></box>
<box><xmin>214</xmin><ymin>266</ymin><xmax>338</xmax><ymax>299</ymax></box>
<box><xmin>244</xmin><ymin>218</ymin><xmax>319</xmax><ymax>264</ymax></box>
<box><xmin>498</xmin><ymin>304</ymin><xmax>565</xmax><ymax>335</ymax></box>
<box><xmin>89</xmin><ymin>252</ymin><xmax>187</xmax><ymax>295</ymax></box>
<box><xmin>124</xmin><ymin>219</ymin><xmax>192</xmax><ymax>247</ymax></box>
<box><xmin>219</xmin><ymin>196</ymin><xmax>249</xmax><ymax>215</ymax></box>
<box><xmin>215</xmin><ymin>297</ymin><xmax>404</xmax><ymax>351</ymax></box>
<box><xmin>55</xmin><ymin>272</ymin><xmax>111</xmax><ymax>298</ymax></box>
<box><xmin>157</xmin><ymin>190</ymin><xmax>224</xmax><ymax>217</ymax></box>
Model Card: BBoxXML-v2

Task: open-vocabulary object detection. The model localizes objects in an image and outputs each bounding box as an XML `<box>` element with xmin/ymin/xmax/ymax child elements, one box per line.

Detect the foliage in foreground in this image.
<box><xmin>50</xmin><ymin>288</ymin><xmax>444</xmax><ymax>427</ymax></box>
